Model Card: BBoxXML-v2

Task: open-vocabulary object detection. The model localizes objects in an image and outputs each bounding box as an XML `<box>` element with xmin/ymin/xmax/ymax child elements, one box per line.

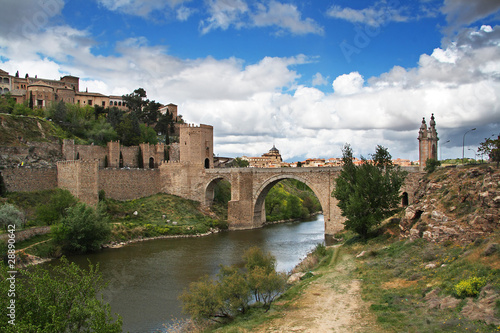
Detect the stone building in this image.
<box><xmin>418</xmin><ymin>114</ymin><xmax>439</xmax><ymax>170</ymax></box>
<box><xmin>243</xmin><ymin>145</ymin><xmax>283</xmax><ymax>168</ymax></box>
<box><xmin>0</xmin><ymin>69</ymin><xmax>128</xmax><ymax>109</ymax></box>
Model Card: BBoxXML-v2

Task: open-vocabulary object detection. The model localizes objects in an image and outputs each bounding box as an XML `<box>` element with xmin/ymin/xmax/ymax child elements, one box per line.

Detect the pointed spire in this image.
<box><xmin>430</xmin><ymin>113</ymin><xmax>436</xmax><ymax>128</ymax></box>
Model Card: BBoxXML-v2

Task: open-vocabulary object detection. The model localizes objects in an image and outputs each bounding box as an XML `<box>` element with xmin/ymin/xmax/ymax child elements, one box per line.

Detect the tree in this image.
<box><xmin>478</xmin><ymin>134</ymin><xmax>500</xmax><ymax>167</ymax></box>
<box><xmin>51</xmin><ymin>203</ymin><xmax>111</xmax><ymax>254</ymax></box>
<box><xmin>334</xmin><ymin>144</ymin><xmax>407</xmax><ymax>238</ymax></box>
<box><xmin>36</xmin><ymin>189</ymin><xmax>77</xmax><ymax>225</ymax></box>
<box><xmin>0</xmin><ymin>204</ymin><xmax>24</xmax><ymax>231</ymax></box>
<box><xmin>155</xmin><ymin>111</ymin><xmax>175</xmax><ymax>144</ymax></box>
<box><xmin>180</xmin><ymin>247</ymin><xmax>286</xmax><ymax>323</ymax></box>
<box><xmin>0</xmin><ymin>257</ymin><xmax>122</xmax><ymax>332</ymax></box>
<box><xmin>122</xmin><ymin>88</ymin><xmax>146</xmax><ymax>118</ymax></box>
<box><xmin>0</xmin><ymin>93</ymin><xmax>17</xmax><ymax>114</ymax></box>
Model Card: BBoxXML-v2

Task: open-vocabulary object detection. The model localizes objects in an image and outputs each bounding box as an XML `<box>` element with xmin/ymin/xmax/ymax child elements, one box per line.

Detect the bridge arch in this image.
<box><xmin>204</xmin><ymin>175</ymin><xmax>232</xmax><ymax>206</ymax></box>
<box><xmin>252</xmin><ymin>174</ymin><xmax>326</xmax><ymax>227</ymax></box>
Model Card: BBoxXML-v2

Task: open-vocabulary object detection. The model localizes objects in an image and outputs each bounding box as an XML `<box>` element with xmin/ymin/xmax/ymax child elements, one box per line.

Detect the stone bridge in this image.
<box><xmin>162</xmin><ymin>164</ymin><xmax>423</xmax><ymax>237</ymax></box>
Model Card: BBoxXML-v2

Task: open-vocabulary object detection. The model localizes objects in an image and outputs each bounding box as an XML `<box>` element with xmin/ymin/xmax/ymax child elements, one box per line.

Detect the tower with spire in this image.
<box><xmin>418</xmin><ymin>114</ymin><xmax>439</xmax><ymax>170</ymax></box>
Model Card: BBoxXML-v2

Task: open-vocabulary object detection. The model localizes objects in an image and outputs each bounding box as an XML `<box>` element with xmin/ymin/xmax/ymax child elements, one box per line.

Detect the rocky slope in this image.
<box><xmin>400</xmin><ymin>164</ymin><xmax>500</xmax><ymax>244</ymax></box>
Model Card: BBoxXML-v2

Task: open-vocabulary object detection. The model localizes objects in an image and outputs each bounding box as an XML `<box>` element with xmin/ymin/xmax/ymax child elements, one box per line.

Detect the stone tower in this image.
<box><xmin>179</xmin><ymin>124</ymin><xmax>214</xmax><ymax>168</ymax></box>
<box><xmin>418</xmin><ymin>114</ymin><xmax>439</xmax><ymax>170</ymax></box>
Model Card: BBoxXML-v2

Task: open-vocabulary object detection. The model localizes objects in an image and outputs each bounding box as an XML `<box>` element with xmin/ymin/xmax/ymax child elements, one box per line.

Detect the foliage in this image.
<box><xmin>265</xmin><ymin>180</ymin><xmax>319</xmax><ymax>222</ymax></box>
<box><xmin>35</xmin><ymin>189</ymin><xmax>77</xmax><ymax>225</ymax></box>
<box><xmin>334</xmin><ymin>144</ymin><xmax>407</xmax><ymax>238</ymax></box>
<box><xmin>0</xmin><ymin>92</ymin><xmax>17</xmax><ymax>114</ymax></box>
<box><xmin>86</xmin><ymin>118</ymin><xmax>118</xmax><ymax>145</ymax></box>
<box><xmin>0</xmin><ymin>203</ymin><xmax>25</xmax><ymax>231</ymax></box>
<box><xmin>478</xmin><ymin>134</ymin><xmax>500</xmax><ymax>167</ymax></box>
<box><xmin>180</xmin><ymin>247</ymin><xmax>287</xmax><ymax>323</ymax></box>
<box><xmin>140</xmin><ymin>123</ymin><xmax>158</xmax><ymax>145</ymax></box>
<box><xmin>227</xmin><ymin>157</ymin><xmax>249</xmax><ymax>168</ymax></box>
<box><xmin>0</xmin><ymin>257</ymin><xmax>122</xmax><ymax>332</ymax></box>
<box><xmin>454</xmin><ymin>276</ymin><xmax>487</xmax><ymax>298</ymax></box>
<box><xmin>424</xmin><ymin>158</ymin><xmax>441</xmax><ymax>173</ymax></box>
<box><xmin>51</xmin><ymin>203</ymin><xmax>111</xmax><ymax>254</ymax></box>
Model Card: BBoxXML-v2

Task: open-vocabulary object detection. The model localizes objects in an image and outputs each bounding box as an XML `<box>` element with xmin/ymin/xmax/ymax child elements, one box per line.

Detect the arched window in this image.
<box><xmin>149</xmin><ymin>157</ymin><xmax>155</xmax><ymax>168</ymax></box>
<box><xmin>76</xmin><ymin>152</ymin><xmax>80</xmax><ymax>160</ymax></box>
<box><xmin>118</xmin><ymin>101</ymin><xmax>122</xmax><ymax>106</ymax></box>
<box><xmin>119</xmin><ymin>152</ymin><xmax>124</xmax><ymax>168</ymax></box>
<box><xmin>204</xmin><ymin>158</ymin><xmax>210</xmax><ymax>169</ymax></box>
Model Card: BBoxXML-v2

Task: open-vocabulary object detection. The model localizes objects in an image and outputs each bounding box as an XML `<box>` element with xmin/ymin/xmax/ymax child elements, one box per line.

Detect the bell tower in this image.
<box><xmin>418</xmin><ymin>114</ymin><xmax>439</xmax><ymax>170</ymax></box>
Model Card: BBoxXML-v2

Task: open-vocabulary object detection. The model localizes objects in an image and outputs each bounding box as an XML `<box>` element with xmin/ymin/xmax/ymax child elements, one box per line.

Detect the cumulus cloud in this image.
<box><xmin>332</xmin><ymin>72</ymin><xmax>365</xmax><ymax>95</ymax></box>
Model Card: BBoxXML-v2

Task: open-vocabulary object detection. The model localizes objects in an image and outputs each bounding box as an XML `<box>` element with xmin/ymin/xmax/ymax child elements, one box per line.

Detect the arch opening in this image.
<box><xmin>253</xmin><ymin>177</ymin><xmax>323</xmax><ymax>228</ymax></box>
<box><xmin>205</xmin><ymin>177</ymin><xmax>231</xmax><ymax>219</ymax></box>
<box><xmin>204</xmin><ymin>158</ymin><xmax>210</xmax><ymax>169</ymax></box>
<box><xmin>402</xmin><ymin>192</ymin><xmax>409</xmax><ymax>207</ymax></box>
<box><xmin>149</xmin><ymin>157</ymin><xmax>155</xmax><ymax>168</ymax></box>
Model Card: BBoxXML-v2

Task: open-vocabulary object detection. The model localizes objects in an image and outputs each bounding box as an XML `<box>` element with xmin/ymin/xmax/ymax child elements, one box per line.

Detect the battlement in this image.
<box><xmin>179</xmin><ymin>123</ymin><xmax>213</xmax><ymax>129</ymax></box>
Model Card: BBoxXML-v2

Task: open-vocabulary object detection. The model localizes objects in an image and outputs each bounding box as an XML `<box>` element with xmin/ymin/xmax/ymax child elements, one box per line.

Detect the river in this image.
<box><xmin>52</xmin><ymin>214</ymin><xmax>325</xmax><ymax>332</ymax></box>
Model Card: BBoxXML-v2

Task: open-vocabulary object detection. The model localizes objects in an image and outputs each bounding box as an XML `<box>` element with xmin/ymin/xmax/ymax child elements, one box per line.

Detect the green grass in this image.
<box><xmin>341</xmin><ymin>227</ymin><xmax>500</xmax><ymax>333</ymax></box>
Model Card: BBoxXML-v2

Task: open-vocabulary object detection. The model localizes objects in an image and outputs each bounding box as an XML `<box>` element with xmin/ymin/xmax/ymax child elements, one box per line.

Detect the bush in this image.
<box><xmin>180</xmin><ymin>247</ymin><xmax>287</xmax><ymax>323</ymax></box>
<box><xmin>454</xmin><ymin>276</ymin><xmax>487</xmax><ymax>298</ymax></box>
<box><xmin>0</xmin><ymin>203</ymin><xmax>24</xmax><ymax>231</ymax></box>
<box><xmin>424</xmin><ymin>158</ymin><xmax>441</xmax><ymax>173</ymax></box>
<box><xmin>36</xmin><ymin>189</ymin><xmax>77</xmax><ymax>225</ymax></box>
<box><xmin>0</xmin><ymin>257</ymin><xmax>122</xmax><ymax>332</ymax></box>
<box><xmin>51</xmin><ymin>203</ymin><xmax>111</xmax><ymax>254</ymax></box>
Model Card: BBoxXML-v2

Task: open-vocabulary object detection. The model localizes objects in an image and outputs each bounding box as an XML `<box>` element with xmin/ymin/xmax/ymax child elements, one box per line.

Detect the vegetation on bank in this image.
<box><xmin>0</xmin><ymin>257</ymin><xmax>122</xmax><ymax>332</ymax></box>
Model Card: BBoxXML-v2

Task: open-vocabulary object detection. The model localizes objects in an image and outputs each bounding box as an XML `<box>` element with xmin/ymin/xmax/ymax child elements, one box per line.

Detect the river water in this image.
<box><xmin>53</xmin><ymin>215</ymin><xmax>325</xmax><ymax>332</ymax></box>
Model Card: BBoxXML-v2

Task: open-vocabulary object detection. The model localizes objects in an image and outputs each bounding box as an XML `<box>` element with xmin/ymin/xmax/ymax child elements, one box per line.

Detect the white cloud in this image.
<box><xmin>326</xmin><ymin>2</ymin><xmax>410</xmax><ymax>27</ymax></box>
<box><xmin>251</xmin><ymin>1</ymin><xmax>324</xmax><ymax>35</ymax></box>
<box><xmin>96</xmin><ymin>0</ymin><xmax>191</xmax><ymax>17</ymax></box>
<box><xmin>312</xmin><ymin>73</ymin><xmax>328</xmax><ymax>86</ymax></box>
<box><xmin>332</xmin><ymin>72</ymin><xmax>364</xmax><ymax>95</ymax></box>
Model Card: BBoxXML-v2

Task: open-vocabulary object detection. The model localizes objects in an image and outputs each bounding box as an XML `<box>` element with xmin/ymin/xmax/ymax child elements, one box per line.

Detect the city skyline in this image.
<box><xmin>0</xmin><ymin>0</ymin><xmax>499</xmax><ymax>162</ymax></box>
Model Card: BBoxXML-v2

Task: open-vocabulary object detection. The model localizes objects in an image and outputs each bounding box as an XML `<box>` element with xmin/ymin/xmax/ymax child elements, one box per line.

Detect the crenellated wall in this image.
<box><xmin>57</xmin><ymin>160</ymin><xmax>99</xmax><ymax>206</ymax></box>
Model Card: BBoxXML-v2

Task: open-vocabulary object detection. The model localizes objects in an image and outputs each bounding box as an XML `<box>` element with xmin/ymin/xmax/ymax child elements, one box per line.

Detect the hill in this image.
<box><xmin>0</xmin><ymin>114</ymin><xmax>64</xmax><ymax>167</ymax></box>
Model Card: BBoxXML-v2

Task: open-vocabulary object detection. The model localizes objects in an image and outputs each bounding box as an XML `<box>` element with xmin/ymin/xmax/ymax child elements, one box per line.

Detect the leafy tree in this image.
<box><xmin>424</xmin><ymin>158</ymin><xmax>441</xmax><ymax>173</ymax></box>
<box><xmin>141</xmin><ymin>100</ymin><xmax>161</xmax><ymax>126</ymax></box>
<box><xmin>51</xmin><ymin>203</ymin><xmax>111</xmax><ymax>254</ymax></box>
<box><xmin>371</xmin><ymin>144</ymin><xmax>393</xmax><ymax>168</ymax></box>
<box><xmin>334</xmin><ymin>144</ymin><xmax>407</xmax><ymax>238</ymax></box>
<box><xmin>86</xmin><ymin>118</ymin><xmax>119</xmax><ymax>145</ymax></box>
<box><xmin>0</xmin><ymin>93</ymin><xmax>16</xmax><ymax>114</ymax></box>
<box><xmin>115</xmin><ymin>113</ymin><xmax>141</xmax><ymax>146</ymax></box>
<box><xmin>36</xmin><ymin>189</ymin><xmax>77</xmax><ymax>225</ymax></box>
<box><xmin>122</xmin><ymin>88</ymin><xmax>147</xmax><ymax>119</ymax></box>
<box><xmin>0</xmin><ymin>257</ymin><xmax>122</xmax><ymax>332</ymax></box>
<box><xmin>227</xmin><ymin>157</ymin><xmax>249</xmax><ymax>168</ymax></box>
<box><xmin>106</xmin><ymin>106</ymin><xmax>124</xmax><ymax>129</ymax></box>
<box><xmin>478</xmin><ymin>134</ymin><xmax>500</xmax><ymax>167</ymax></box>
<box><xmin>140</xmin><ymin>123</ymin><xmax>158</xmax><ymax>145</ymax></box>
<box><xmin>155</xmin><ymin>111</ymin><xmax>175</xmax><ymax>144</ymax></box>
<box><xmin>0</xmin><ymin>204</ymin><xmax>24</xmax><ymax>231</ymax></box>
<box><xmin>180</xmin><ymin>247</ymin><xmax>286</xmax><ymax>323</ymax></box>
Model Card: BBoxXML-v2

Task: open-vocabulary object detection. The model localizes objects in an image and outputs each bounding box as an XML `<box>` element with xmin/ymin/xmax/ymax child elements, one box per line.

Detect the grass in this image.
<box><xmin>340</xmin><ymin>225</ymin><xmax>500</xmax><ymax>333</ymax></box>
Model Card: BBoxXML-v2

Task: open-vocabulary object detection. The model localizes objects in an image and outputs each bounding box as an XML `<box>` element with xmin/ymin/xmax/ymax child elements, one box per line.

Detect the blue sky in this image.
<box><xmin>1</xmin><ymin>0</ymin><xmax>499</xmax><ymax>162</ymax></box>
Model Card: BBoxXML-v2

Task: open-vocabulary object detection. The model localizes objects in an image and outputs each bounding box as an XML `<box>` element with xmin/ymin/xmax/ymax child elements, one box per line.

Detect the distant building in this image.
<box><xmin>243</xmin><ymin>145</ymin><xmax>283</xmax><ymax>168</ymax></box>
<box><xmin>1</xmin><ymin>68</ymin><xmax>127</xmax><ymax>111</ymax></box>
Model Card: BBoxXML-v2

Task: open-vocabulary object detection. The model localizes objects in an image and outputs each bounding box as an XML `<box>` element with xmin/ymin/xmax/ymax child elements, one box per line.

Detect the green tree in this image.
<box><xmin>86</xmin><ymin>118</ymin><xmax>119</xmax><ymax>145</ymax></box>
<box><xmin>51</xmin><ymin>203</ymin><xmax>111</xmax><ymax>254</ymax></box>
<box><xmin>0</xmin><ymin>204</ymin><xmax>24</xmax><ymax>231</ymax></box>
<box><xmin>180</xmin><ymin>247</ymin><xmax>286</xmax><ymax>323</ymax></box>
<box><xmin>36</xmin><ymin>189</ymin><xmax>77</xmax><ymax>225</ymax></box>
<box><xmin>140</xmin><ymin>123</ymin><xmax>158</xmax><ymax>144</ymax></box>
<box><xmin>227</xmin><ymin>157</ymin><xmax>249</xmax><ymax>168</ymax></box>
<box><xmin>0</xmin><ymin>93</ymin><xmax>17</xmax><ymax>114</ymax></box>
<box><xmin>0</xmin><ymin>257</ymin><xmax>122</xmax><ymax>332</ymax></box>
<box><xmin>115</xmin><ymin>113</ymin><xmax>141</xmax><ymax>146</ymax></box>
<box><xmin>155</xmin><ymin>112</ymin><xmax>175</xmax><ymax>144</ymax></box>
<box><xmin>478</xmin><ymin>134</ymin><xmax>500</xmax><ymax>167</ymax></box>
<box><xmin>0</xmin><ymin>172</ymin><xmax>6</xmax><ymax>197</ymax></box>
<box><xmin>334</xmin><ymin>144</ymin><xmax>407</xmax><ymax>238</ymax></box>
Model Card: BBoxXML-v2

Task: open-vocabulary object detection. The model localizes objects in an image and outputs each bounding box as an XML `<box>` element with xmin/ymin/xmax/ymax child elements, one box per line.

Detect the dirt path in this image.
<box><xmin>254</xmin><ymin>247</ymin><xmax>381</xmax><ymax>333</ymax></box>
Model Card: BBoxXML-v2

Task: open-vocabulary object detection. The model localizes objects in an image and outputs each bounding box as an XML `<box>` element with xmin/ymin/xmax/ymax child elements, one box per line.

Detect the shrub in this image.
<box><xmin>425</xmin><ymin>158</ymin><xmax>441</xmax><ymax>173</ymax></box>
<box><xmin>51</xmin><ymin>203</ymin><xmax>111</xmax><ymax>254</ymax></box>
<box><xmin>36</xmin><ymin>189</ymin><xmax>77</xmax><ymax>225</ymax></box>
<box><xmin>0</xmin><ymin>203</ymin><xmax>24</xmax><ymax>231</ymax></box>
<box><xmin>454</xmin><ymin>276</ymin><xmax>487</xmax><ymax>298</ymax></box>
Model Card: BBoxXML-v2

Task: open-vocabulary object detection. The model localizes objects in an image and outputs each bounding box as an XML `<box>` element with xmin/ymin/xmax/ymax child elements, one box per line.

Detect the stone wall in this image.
<box><xmin>1</xmin><ymin>167</ymin><xmax>57</xmax><ymax>192</ymax></box>
<box><xmin>99</xmin><ymin>168</ymin><xmax>161</xmax><ymax>201</ymax></box>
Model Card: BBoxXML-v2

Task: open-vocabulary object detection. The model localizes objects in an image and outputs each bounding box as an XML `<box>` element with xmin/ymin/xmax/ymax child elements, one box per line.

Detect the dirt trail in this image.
<box><xmin>254</xmin><ymin>248</ymin><xmax>381</xmax><ymax>333</ymax></box>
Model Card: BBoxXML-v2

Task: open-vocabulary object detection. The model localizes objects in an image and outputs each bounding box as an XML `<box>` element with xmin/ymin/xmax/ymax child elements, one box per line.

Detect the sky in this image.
<box><xmin>0</xmin><ymin>0</ymin><xmax>499</xmax><ymax>162</ymax></box>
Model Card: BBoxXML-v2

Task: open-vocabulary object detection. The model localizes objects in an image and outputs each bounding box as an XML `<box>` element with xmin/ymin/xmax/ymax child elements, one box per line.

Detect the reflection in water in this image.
<box><xmin>49</xmin><ymin>215</ymin><xmax>325</xmax><ymax>333</ymax></box>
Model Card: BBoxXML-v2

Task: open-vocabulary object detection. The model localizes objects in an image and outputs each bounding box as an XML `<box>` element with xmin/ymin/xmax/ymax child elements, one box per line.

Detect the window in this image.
<box><xmin>118</xmin><ymin>101</ymin><xmax>122</xmax><ymax>106</ymax></box>
<box><xmin>3</xmin><ymin>78</ymin><xmax>9</xmax><ymax>84</ymax></box>
<box><xmin>88</xmin><ymin>99</ymin><xmax>92</xmax><ymax>106</ymax></box>
<box><xmin>102</xmin><ymin>101</ymin><xmax>106</xmax><ymax>106</ymax></box>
